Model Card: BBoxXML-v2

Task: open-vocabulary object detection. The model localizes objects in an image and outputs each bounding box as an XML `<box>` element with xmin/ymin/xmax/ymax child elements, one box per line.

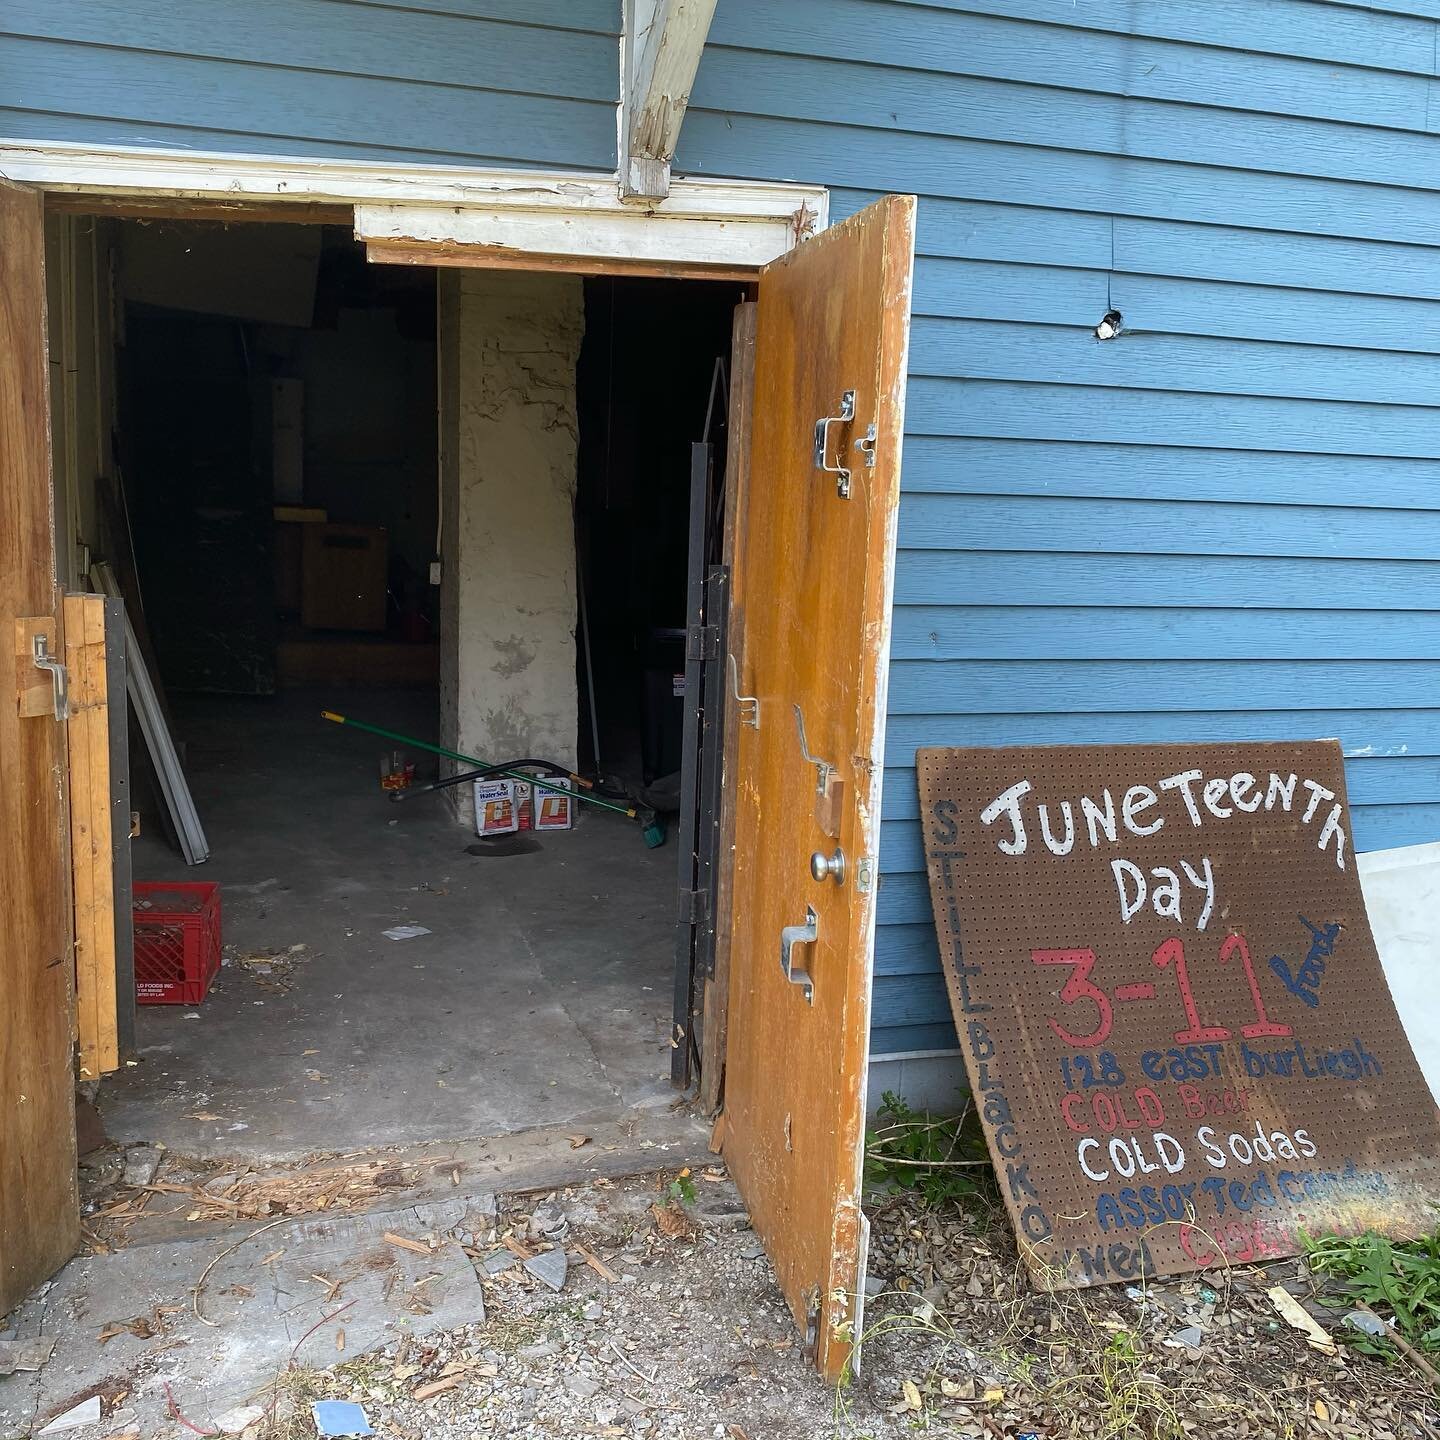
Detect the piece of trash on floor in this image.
<box><xmin>1162</xmin><ymin>1325</ymin><xmax>1204</xmax><ymax>1351</ymax></box>
<box><xmin>312</xmin><ymin>1399</ymin><xmax>375</xmax><ymax>1437</ymax></box>
<box><xmin>39</xmin><ymin>1395</ymin><xmax>102</xmax><ymax>1434</ymax></box>
<box><xmin>523</xmin><ymin>1246</ymin><xmax>568</xmax><ymax>1292</ymax></box>
<box><xmin>382</xmin><ymin>925</ymin><xmax>431</xmax><ymax>941</ymax></box>
<box><xmin>1265</xmin><ymin>1284</ymin><xmax>1338</xmax><ymax>1355</ymax></box>
<box><xmin>0</xmin><ymin>1336</ymin><xmax>55</xmax><ymax>1375</ymax></box>
<box><xmin>1345</xmin><ymin>1309</ymin><xmax>1389</xmax><ymax>1337</ymax></box>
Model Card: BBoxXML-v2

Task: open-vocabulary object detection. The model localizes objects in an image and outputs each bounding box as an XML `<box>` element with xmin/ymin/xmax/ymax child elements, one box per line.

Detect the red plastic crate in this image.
<box><xmin>133</xmin><ymin>881</ymin><xmax>222</xmax><ymax>1005</ymax></box>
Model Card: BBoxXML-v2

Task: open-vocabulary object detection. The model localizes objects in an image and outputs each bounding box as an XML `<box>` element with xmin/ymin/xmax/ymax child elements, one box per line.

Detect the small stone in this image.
<box><xmin>523</xmin><ymin>1247</ymin><xmax>568</xmax><ymax>1293</ymax></box>
<box><xmin>39</xmin><ymin>1396</ymin><xmax>102</xmax><ymax>1434</ymax></box>
<box><xmin>594</xmin><ymin>1399</ymin><xmax>620</xmax><ymax>1427</ymax></box>
<box><xmin>517</xmin><ymin>1340</ymin><xmax>561</xmax><ymax>1361</ymax></box>
<box><xmin>864</xmin><ymin>1275</ymin><xmax>886</xmax><ymax>1297</ymax></box>
<box><xmin>482</xmin><ymin>1250</ymin><xmax>519</xmax><ymax>1276</ymax></box>
<box><xmin>0</xmin><ymin>1337</ymin><xmax>55</xmax><ymax>1375</ymax></box>
<box><xmin>1164</xmin><ymin>1325</ymin><xmax>1204</xmax><ymax>1351</ymax></box>
<box><xmin>215</xmin><ymin>1404</ymin><xmax>266</xmax><ymax>1434</ymax></box>
<box><xmin>564</xmin><ymin>1374</ymin><xmax>601</xmax><ymax>1400</ymax></box>
<box><xmin>739</xmin><ymin>1243</ymin><xmax>765</xmax><ymax>1262</ymax></box>
<box><xmin>121</xmin><ymin>1146</ymin><xmax>161</xmax><ymax>1188</ymax></box>
<box><xmin>582</xmin><ymin>1302</ymin><xmax>604</xmax><ymax>1321</ymax></box>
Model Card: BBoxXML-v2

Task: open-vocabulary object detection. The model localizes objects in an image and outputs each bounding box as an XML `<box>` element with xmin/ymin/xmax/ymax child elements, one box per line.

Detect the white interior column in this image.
<box><xmin>438</xmin><ymin>269</ymin><xmax>584</xmax><ymax>823</ymax></box>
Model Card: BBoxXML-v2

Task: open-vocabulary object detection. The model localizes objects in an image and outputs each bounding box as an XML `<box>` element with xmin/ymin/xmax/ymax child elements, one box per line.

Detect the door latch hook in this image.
<box><xmin>727</xmin><ymin>652</ymin><xmax>759</xmax><ymax>728</ymax></box>
<box><xmin>792</xmin><ymin>704</ymin><xmax>834</xmax><ymax>796</ymax></box>
<box><xmin>32</xmin><ymin>633</ymin><xmax>68</xmax><ymax>720</ymax></box>
<box><xmin>813</xmin><ymin>389</ymin><xmax>856</xmax><ymax>498</ymax></box>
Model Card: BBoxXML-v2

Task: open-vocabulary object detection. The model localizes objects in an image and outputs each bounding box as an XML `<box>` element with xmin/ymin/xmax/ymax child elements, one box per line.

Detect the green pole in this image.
<box><xmin>320</xmin><ymin>710</ymin><xmax>637</xmax><ymax>819</ymax></box>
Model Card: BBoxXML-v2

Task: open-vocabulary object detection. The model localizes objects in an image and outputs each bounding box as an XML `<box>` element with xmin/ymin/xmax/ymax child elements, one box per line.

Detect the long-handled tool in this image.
<box><xmin>320</xmin><ymin>711</ymin><xmax>638</xmax><ymax>819</ymax></box>
<box><xmin>388</xmin><ymin>757</ymin><xmax>573</xmax><ymax>803</ymax></box>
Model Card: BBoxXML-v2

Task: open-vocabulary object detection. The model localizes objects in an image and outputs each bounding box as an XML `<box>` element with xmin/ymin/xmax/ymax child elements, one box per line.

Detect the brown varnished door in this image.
<box><xmin>721</xmin><ymin>196</ymin><xmax>914</xmax><ymax>1379</ymax></box>
<box><xmin>0</xmin><ymin>179</ymin><xmax>80</xmax><ymax>1308</ymax></box>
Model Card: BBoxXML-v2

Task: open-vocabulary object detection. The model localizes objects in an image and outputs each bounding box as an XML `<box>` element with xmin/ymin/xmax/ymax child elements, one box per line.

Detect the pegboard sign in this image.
<box><xmin>917</xmin><ymin>741</ymin><xmax>1440</xmax><ymax>1288</ymax></box>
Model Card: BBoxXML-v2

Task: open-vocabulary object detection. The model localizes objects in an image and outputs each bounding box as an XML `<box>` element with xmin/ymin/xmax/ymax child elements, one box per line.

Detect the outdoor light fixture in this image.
<box><xmin>1095</xmin><ymin>309</ymin><xmax>1124</xmax><ymax>341</ymax></box>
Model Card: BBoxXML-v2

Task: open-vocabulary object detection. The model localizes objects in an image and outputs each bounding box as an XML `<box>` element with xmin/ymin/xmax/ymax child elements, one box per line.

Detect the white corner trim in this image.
<box><xmin>0</xmin><ymin>139</ymin><xmax>827</xmax><ymax>267</ymax></box>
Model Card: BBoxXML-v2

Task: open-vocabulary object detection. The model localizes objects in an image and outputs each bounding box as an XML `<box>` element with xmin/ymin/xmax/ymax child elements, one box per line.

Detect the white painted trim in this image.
<box><xmin>621</xmin><ymin>0</ymin><xmax>718</xmax><ymax>200</ymax></box>
<box><xmin>357</xmin><ymin>202</ymin><xmax>793</xmax><ymax>269</ymax></box>
<box><xmin>0</xmin><ymin>139</ymin><xmax>827</xmax><ymax>268</ymax></box>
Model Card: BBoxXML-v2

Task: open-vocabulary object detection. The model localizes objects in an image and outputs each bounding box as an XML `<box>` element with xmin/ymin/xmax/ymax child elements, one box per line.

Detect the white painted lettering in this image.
<box><xmin>1039</xmin><ymin>800</ymin><xmax>1075</xmax><ymax>856</ymax></box>
<box><xmin>1265</xmin><ymin>772</ymin><xmax>1297</xmax><ymax>812</ymax></box>
<box><xmin>1202</xmin><ymin>777</ymin><xmax>1233</xmax><ymax>819</ymax></box>
<box><xmin>981</xmin><ymin>780</ymin><xmax>1032</xmax><ymax>855</ymax></box>
<box><xmin>1301</xmin><ymin>778</ymin><xmax>1335</xmax><ymax>824</ymax></box>
<box><xmin>1112</xmin><ymin>859</ymin><xmax>1147</xmax><ymax>923</ymax></box>
<box><xmin>1158</xmin><ymin>769</ymin><xmax>1204</xmax><ymax>826</ymax></box>
<box><xmin>1150</xmin><ymin>867</ymin><xmax>1182</xmax><ymax>922</ymax></box>
<box><xmin>1229</xmin><ymin>772</ymin><xmax>1261</xmax><ymax>813</ymax></box>
<box><xmin>1080</xmin><ymin>789</ymin><xmax>1117</xmax><ymax>848</ymax></box>
<box><xmin>1122</xmin><ymin>784</ymin><xmax>1163</xmax><ymax>837</ymax></box>
<box><xmin>1317</xmin><ymin>803</ymin><xmax>1347</xmax><ymax>870</ymax></box>
<box><xmin>1078</xmin><ymin>1138</ymin><xmax>1107</xmax><ymax>1182</ymax></box>
<box><xmin>1178</xmin><ymin>857</ymin><xmax>1214</xmax><ymax>931</ymax></box>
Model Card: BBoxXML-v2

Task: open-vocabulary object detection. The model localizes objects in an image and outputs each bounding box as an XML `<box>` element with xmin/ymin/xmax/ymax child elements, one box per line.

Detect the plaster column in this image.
<box><xmin>438</xmin><ymin>270</ymin><xmax>585</xmax><ymax>825</ymax></box>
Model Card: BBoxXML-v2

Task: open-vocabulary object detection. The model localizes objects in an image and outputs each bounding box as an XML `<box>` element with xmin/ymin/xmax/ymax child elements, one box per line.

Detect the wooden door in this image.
<box><xmin>0</xmin><ymin>179</ymin><xmax>80</xmax><ymax>1309</ymax></box>
<box><xmin>721</xmin><ymin>196</ymin><xmax>914</xmax><ymax>1379</ymax></box>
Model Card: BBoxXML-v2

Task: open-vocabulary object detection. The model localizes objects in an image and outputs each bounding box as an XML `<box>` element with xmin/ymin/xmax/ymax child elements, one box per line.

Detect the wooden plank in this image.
<box><xmin>699</xmin><ymin>300</ymin><xmax>756</xmax><ymax>1117</ymax></box>
<box><xmin>0</xmin><ymin>176</ymin><xmax>80</xmax><ymax>1311</ymax></box>
<box><xmin>103</xmin><ymin>596</ymin><xmax>134</xmax><ymax>1058</ymax></box>
<box><xmin>364</xmin><ymin>237</ymin><xmax>761</xmax><ymax>283</ymax></box>
<box><xmin>46</xmin><ymin>193</ymin><xmax>352</xmax><ymax>225</ymax></box>
<box><xmin>720</xmin><ymin>197</ymin><xmax>914</xmax><ymax>1380</ymax></box>
<box><xmin>65</xmin><ymin>592</ymin><xmax>118</xmax><ymax>1078</ymax></box>
<box><xmin>622</xmin><ymin>0</ymin><xmax>718</xmax><ymax>198</ymax></box>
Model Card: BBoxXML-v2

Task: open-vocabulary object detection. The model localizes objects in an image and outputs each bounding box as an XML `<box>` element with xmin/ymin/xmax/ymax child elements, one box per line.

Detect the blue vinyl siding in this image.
<box><xmin>0</xmin><ymin>1</ymin><xmax>619</xmax><ymax>169</ymax></box>
<box><xmin>7</xmin><ymin>0</ymin><xmax>1439</xmax><ymax>1061</ymax></box>
<box><xmin>680</xmin><ymin>0</ymin><xmax>1440</xmax><ymax>1056</ymax></box>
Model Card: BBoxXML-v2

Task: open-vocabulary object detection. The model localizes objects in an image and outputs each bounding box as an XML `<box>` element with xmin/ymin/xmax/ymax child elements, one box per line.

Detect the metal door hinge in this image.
<box><xmin>813</xmin><ymin>389</ymin><xmax>856</xmax><ymax>497</ymax></box>
<box><xmin>686</xmin><ymin>622</ymin><xmax>721</xmax><ymax>662</ymax></box>
<box><xmin>678</xmin><ymin>889</ymin><xmax>708</xmax><ymax>927</ymax></box>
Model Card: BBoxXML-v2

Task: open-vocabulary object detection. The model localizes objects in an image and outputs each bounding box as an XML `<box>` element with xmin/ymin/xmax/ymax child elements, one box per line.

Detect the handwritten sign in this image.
<box><xmin>917</xmin><ymin>741</ymin><xmax>1440</xmax><ymax>1287</ymax></box>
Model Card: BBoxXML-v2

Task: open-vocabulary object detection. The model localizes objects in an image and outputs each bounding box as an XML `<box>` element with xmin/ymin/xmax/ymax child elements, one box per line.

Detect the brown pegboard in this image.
<box><xmin>917</xmin><ymin>740</ymin><xmax>1440</xmax><ymax>1287</ymax></box>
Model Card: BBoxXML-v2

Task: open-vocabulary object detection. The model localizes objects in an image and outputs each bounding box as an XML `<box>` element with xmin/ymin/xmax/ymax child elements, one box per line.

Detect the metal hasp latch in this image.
<box><xmin>813</xmin><ymin>389</ymin><xmax>856</xmax><ymax>497</ymax></box>
<box><xmin>30</xmin><ymin>632</ymin><xmax>68</xmax><ymax>720</ymax></box>
<box><xmin>727</xmin><ymin>653</ymin><xmax>759</xmax><ymax>728</ymax></box>
<box><xmin>780</xmin><ymin>905</ymin><xmax>817</xmax><ymax>1004</ymax></box>
<box><xmin>793</xmin><ymin>703</ymin><xmax>846</xmax><ymax>838</ymax></box>
<box><xmin>792</xmin><ymin>704</ymin><xmax>834</xmax><ymax>796</ymax></box>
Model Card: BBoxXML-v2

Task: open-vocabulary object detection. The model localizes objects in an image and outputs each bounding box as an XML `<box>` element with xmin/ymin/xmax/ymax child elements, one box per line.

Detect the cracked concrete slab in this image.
<box><xmin>0</xmin><ymin>1195</ymin><xmax>493</xmax><ymax>1439</ymax></box>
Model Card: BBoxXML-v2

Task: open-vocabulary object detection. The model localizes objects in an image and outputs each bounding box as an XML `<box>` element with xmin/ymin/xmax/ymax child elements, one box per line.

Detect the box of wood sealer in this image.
<box><xmin>473</xmin><ymin>778</ymin><xmax>520</xmax><ymax>835</ymax></box>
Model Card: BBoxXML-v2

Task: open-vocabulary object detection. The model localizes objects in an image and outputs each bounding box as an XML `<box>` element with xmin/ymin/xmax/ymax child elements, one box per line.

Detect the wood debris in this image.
<box><xmin>137</xmin><ymin>1160</ymin><xmax>418</xmax><ymax>1224</ymax></box>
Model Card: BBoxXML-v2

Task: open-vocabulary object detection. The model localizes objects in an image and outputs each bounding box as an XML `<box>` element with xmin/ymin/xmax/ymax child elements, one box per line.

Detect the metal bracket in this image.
<box><xmin>792</xmin><ymin>704</ymin><xmax>835</xmax><ymax>796</ymax></box>
<box><xmin>31</xmin><ymin>633</ymin><xmax>68</xmax><ymax>720</ymax></box>
<box><xmin>855</xmin><ymin>857</ymin><xmax>874</xmax><ymax>894</ymax></box>
<box><xmin>779</xmin><ymin>905</ymin><xmax>817</xmax><ymax>1004</ymax></box>
<box><xmin>855</xmin><ymin>423</ymin><xmax>877</xmax><ymax>468</ymax></box>
<box><xmin>813</xmin><ymin>389</ymin><xmax>856</xmax><ymax>498</ymax></box>
<box><xmin>686</xmin><ymin>622</ymin><xmax>721</xmax><ymax>662</ymax></box>
<box><xmin>727</xmin><ymin>653</ymin><xmax>759</xmax><ymax>728</ymax></box>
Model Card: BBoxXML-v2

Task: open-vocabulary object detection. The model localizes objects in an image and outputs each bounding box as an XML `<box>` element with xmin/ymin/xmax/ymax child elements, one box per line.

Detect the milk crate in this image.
<box><xmin>132</xmin><ymin>881</ymin><xmax>222</xmax><ymax>1005</ymax></box>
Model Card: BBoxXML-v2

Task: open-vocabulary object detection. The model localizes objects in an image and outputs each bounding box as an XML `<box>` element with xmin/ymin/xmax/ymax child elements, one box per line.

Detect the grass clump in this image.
<box><xmin>1305</xmin><ymin>1229</ymin><xmax>1440</xmax><ymax>1359</ymax></box>
<box><xmin>863</xmin><ymin>1090</ymin><xmax>994</xmax><ymax>1210</ymax></box>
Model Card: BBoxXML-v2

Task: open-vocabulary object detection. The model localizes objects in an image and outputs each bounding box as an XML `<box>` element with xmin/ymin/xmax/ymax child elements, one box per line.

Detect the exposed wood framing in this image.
<box><xmin>1</xmin><ymin>141</ymin><xmax>826</xmax><ymax>270</ymax></box>
<box><xmin>621</xmin><ymin>0</ymin><xmax>719</xmax><ymax>201</ymax></box>
<box><xmin>64</xmin><ymin>592</ymin><xmax>118</xmax><ymax>1080</ymax></box>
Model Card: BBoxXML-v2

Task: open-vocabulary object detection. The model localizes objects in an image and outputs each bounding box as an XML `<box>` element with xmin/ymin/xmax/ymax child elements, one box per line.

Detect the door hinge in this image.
<box><xmin>678</xmin><ymin>889</ymin><xmax>708</xmax><ymax>927</ymax></box>
<box><xmin>686</xmin><ymin>623</ymin><xmax>721</xmax><ymax>662</ymax></box>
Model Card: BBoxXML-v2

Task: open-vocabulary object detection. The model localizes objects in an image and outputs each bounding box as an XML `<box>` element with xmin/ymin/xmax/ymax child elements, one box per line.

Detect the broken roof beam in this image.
<box><xmin>621</xmin><ymin>0</ymin><xmax>718</xmax><ymax>202</ymax></box>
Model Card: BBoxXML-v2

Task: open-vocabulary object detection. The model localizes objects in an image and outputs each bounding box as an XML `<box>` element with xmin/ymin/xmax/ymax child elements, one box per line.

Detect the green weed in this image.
<box><xmin>863</xmin><ymin>1091</ymin><xmax>993</xmax><ymax>1210</ymax></box>
<box><xmin>1304</xmin><ymin>1229</ymin><xmax>1440</xmax><ymax>1359</ymax></box>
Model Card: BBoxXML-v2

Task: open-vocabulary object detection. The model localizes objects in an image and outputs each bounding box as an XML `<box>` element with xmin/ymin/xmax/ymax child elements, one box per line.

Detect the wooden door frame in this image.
<box><xmin>1</xmin><ymin>139</ymin><xmax>827</xmax><ymax>277</ymax></box>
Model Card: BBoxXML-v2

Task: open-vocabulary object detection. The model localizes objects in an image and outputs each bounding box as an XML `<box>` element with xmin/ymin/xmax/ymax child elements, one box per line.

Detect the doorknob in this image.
<box><xmin>779</xmin><ymin>905</ymin><xmax>817</xmax><ymax>1004</ymax></box>
<box><xmin>810</xmin><ymin>847</ymin><xmax>845</xmax><ymax>885</ymax></box>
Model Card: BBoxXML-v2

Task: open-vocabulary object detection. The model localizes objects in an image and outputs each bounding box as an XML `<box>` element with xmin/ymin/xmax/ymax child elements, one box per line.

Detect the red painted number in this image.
<box><xmin>1152</xmin><ymin>937</ymin><xmax>1230</xmax><ymax>1044</ymax></box>
<box><xmin>1219</xmin><ymin>932</ymin><xmax>1293</xmax><ymax>1039</ymax></box>
<box><xmin>1032</xmin><ymin>948</ymin><xmax>1113</xmax><ymax>1048</ymax></box>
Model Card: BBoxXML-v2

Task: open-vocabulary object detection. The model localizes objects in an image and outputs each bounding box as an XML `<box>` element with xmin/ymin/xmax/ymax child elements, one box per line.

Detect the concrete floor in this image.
<box><xmin>102</xmin><ymin>687</ymin><xmax>678</xmax><ymax>1161</ymax></box>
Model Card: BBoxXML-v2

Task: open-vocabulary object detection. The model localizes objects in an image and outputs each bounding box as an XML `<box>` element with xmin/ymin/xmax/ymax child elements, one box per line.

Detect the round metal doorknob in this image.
<box><xmin>810</xmin><ymin>848</ymin><xmax>845</xmax><ymax>885</ymax></box>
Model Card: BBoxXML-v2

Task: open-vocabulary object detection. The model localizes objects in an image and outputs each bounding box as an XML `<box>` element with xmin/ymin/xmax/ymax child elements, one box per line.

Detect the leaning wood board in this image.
<box><xmin>0</xmin><ymin>177</ymin><xmax>80</xmax><ymax>1310</ymax></box>
<box><xmin>65</xmin><ymin>592</ymin><xmax>119</xmax><ymax>1078</ymax></box>
<box><xmin>918</xmin><ymin>741</ymin><xmax>1440</xmax><ymax>1286</ymax></box>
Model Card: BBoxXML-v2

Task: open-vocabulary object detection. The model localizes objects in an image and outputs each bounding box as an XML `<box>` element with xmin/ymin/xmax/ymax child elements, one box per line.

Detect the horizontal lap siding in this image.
<box><xmin>0</xmin><ymin>0</ymin><xmax>619</xmax><ymax>168</ymax></box>
<box><xmin>680</xmin><ymin>0</ymin><xmax>1440</xmax><ymax>1055</ymax></box>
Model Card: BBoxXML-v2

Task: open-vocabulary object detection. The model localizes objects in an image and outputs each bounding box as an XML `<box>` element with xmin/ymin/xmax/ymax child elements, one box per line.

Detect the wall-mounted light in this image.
<box><xmin>1095</xmin><ymin>309</ymin><xmax>1123</xmax><ymax>341</ymax></box>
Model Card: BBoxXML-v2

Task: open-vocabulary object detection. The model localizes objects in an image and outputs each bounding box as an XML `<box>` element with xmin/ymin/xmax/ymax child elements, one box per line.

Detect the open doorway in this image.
<box><xmin>70</xmin><ymin>217</ymin><xmax>740</xmax><ymax>1160</ymax></box>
